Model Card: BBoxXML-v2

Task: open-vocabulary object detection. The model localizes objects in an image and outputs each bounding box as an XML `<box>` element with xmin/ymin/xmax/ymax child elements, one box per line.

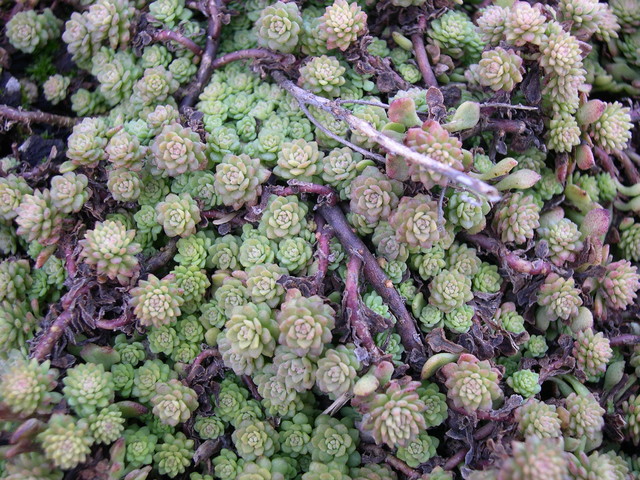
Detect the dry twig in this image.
<box><xmin>270</xmin><ymin>71</ymin><xmax>500</xmax><ymax>201</ymax></box>
<box><xmin>0</xmin><ymin>105</ymin><xmax>79</xmax><ymax>129</ymax></box>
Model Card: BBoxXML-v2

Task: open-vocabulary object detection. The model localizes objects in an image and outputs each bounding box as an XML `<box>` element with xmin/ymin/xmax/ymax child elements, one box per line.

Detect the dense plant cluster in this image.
<box><xmin>0</xmin><ymin>0</ymin><xmax>639</xmax><ymax>479</ymax></box>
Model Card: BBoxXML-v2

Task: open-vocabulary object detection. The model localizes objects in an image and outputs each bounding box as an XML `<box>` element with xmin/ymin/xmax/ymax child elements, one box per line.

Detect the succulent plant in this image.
<box><xmin>389</xmin><ymin>195</ymin><xmax>441</xmax><ymax>250</ymax></box>
<box><xmin>277</xmin><ymin>288</ymin><xmax>335</xmax><ymax>357</ymax></box>
<box><xmin>558</xmin><ymin>392</ymin><xmax>605</xmax><ymax>440</ymax></box>
<box><xmin>273</xmin><ymin>345</ymin><xmax>317</xmax><ymax>392</ymax></box>
<box><xmin>151</xmin><ymin>379</ymin><xmax>199</xmax><ymax>426</ymax></box>
<box><xmin>16</xmin><ymin>189</ymin><xmax>64</xmax><ymax>245</ymax></box>
<box><xmin>156</xmin><ymin>193</ymin><xmax>201</xmax><ymax>238</ymax></box>
<box><xmin>2</xmin><ymin>452</ymin><xmax>63</xmax><ymax>480</ymax></box>
<box><xmin>427</xmin><ymin>10</ymin><xmax>483</xmax><ymax>62</ymax></box>
<box><xmin>504</xmin><ymin>1</ymin><xmax>547</xmax><ymax>46</ymax></box>
<box><xmin>507</xmin><ymin>369</ymin><xmax>541</xmax><ymax>398</ymax></box>
<box><xmin>0</xmin><ymin>353</ymin><xmax>61</xmax><ymax>415</ymax></box>
<box><xmin>396</xmin><ymin>432</ymin><xmax>439</xmax><ymax>468</ymax></box>
<box><xmin>214</xmin><ymin>154</ymin><xmax>271</xmax><ymax>210</ymax></box>
<box><xmin>320</xmin><ymin>0</ymin><xmax>367</xmax><ymax>51</ymax></box>
<box><xmin>429</xmin><ymin>269</ymin><xmax>473</xmax><ymax>313</ymax></box>
<box><xmin>546</xmin><ymin>113</ymin><xmax>582</xmax><ymax>153</ymax></box>
<box><xmin>404</xmin><ymin>120</ymin><xmax>469</xmax><ymax>189</ymax></box>
<box><xmin>311</xmin><ymin>414</ymin><xmax>358</xmax><ymax>464</ymax></box>
<box><xmin>259</xmin><ymin>195</ymin><xmax>309</xmax><ymax>241</ymax></box>
<box><xmin>232</xmin><ymin>419</ymin><xmax>280</xmax><ymax>461</ymax></box>
<box><xmin>572</xmin><ymin>328</ymin><xmax>613</xmax><ymax>381</ymax></box>
<box><xmin>316</xmin><ymin>344</ymin><xmax>361</xmax><ymax>399</ymax></box>
<box><xmin>298</xmin><ymin>56</ymin><xmax>346</xmax><ymax>98</ymax></box>
<box><xmin>37</xmin><ymin>414</ymin><xmax>94</xmax><ymax>470</ymax></box>
<box><xmin>515</xmin><ymin>398</ymin><xmax>562</xmax><ymax>438</ymax></box>
<box><xmin>354</xmin><ymin>376</ymin><xmax>426</xmax><ymax>448</ymax></box>
<box><xmin>6</xmin><ymin>9</ymin><xmax>60</xmax><ymax>54</ymax></box>
<box><xmin>597</xmin><ymin>260</ymin><xmax>640</xmax><ymax>312</ymax></box>
<box><xmin>588</xmin><ymin>102</ymin><xmax>632</xmax><ymax>153</ymax></box>
<box><xmin>62</xmin><ymin>362</ymin><xmax>115</xmax><ymax>417</ymax></box>
<box><xmin>275</xmin><ymin>139</ymin><xmax>324</xmax><ymax>181</ymax></box>
<box><xmin>476</xmin><ymin>48</ymin><xmax>523</xmax><ymax>92</ymax></box>
<box><xmin>79</xmin><ymin>219</ymin><xmax>141</xmax><ymax>284</ymax></box>
<box><xmin>87</xmin><ymin>404</ymin><xmax>125</xmax><ymax>444</ymax></box>
<box><xmin>256</xmin><ymin>1</ymin><xmax>303</xmax><ymax>54</ymax></box>
<box><xmin>154</xmin><ymin>432</ymin><xmax>195</xmax><ymax>478</ymax></box>
<box><xmin>441</xmin><ymin>353</ymin><xmax>503</xmax><ymax>414</ymax></box>
<box><xmin>493</xmin><ymin>192</ymin><xmax>540</xmax><ymax>245</ymax></box>
<box><xmin>130</xmin><ymin>274</ymin><xmax>184</xmax><ymax>327</ymax></box>
<box><xmin>537</xmin><ymin>273</ymin><xmax>583</xmax><ymax>321</ymax></box>
<box><xmin>498</xmin><ymin>436</ymin><xmax>568</xmax><ymax>480</ymax></box>
<box><xmin>43</xmin><ymin>74</ymin><xmax>70</xmax><ymax>105</ymax></box>
<box><xmin>151</xmin><ymin>123</ymin><xmax>206</xmax><ymax>177</ymax></box>
<box><xmin>622</xmin><ymin>394</ymin><xmax>640</xmax><ymax>446</ymax></box>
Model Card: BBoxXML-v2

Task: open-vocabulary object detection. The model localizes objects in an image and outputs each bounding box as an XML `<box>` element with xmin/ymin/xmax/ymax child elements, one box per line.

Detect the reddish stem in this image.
<box><xmin>345</xmin><ymin>255</ymin><xmax>381</xmax><ymax>357</ymax></box>
<box><xmin>444</xmin><ymin>448</ymin><xmax>470</xmax><ymax>470</ymax></box>
<box><xmin>241</xmin><ymin>375</ymin><xmax>263</xmax><ymax>401</ymax></box>
<box><xmin>463</xmin><ymin>233</ymin><xmax>553</xmax><ymax>275</ymax></box>
<box><xmin>385</xmin><ymin>455</ymin><xmax>420</xmax><ymax>479</ymax></box>
<box><xmin>186</xmin><ymin>348</ymin><xmax>220</xmax><ymax>384</ymax></box>
<box><xmin>180</xmin><ymin>0</ymin><xmax>223</xmax><ymax>109</ymax></box>
<box><xmin>0</xmin><ymin>105</ymin><xmax>78</xmax><ymax>128</ymax></box>
<box><xmin>594</xmin><ymin>146</ymin><xmax>620</xmax><ymax>180</ymax></box>
<box><xmin>151</xmin><ymin>30</ymin><xmax>204</xmax><ymax>57</ymax></box>
<box><xmin>271</xmin><ymin>181</ymin><xmax>338</xmax><ymax>206</ymax></box>
<box><xmin>609</xmin><ymin>334</ymin><xmax>640</xmax><ymax>346</ymax></box>
<box><xmin>411</xmin><ymin>33</ymin><xmax>438</xmax><ymax>88</ymax></box>
<box><xmin>314</xmin><ymin>214</ymin><xmax>332</xmax><ymax>294</ymax></box>
<box><xmin>95</xmin><ymin>310</ymin><xmax>134</xmax><ymax>330</ymax></box>
<box><xmin>613</xmin><ymin>150</ymin><xmax>640</xmax><ymax>185</ymax></box>
<box><xmin>319</xmin><ymin>204</ymin><xmax>425</xmax><ymax>364</ymax></box>
<box><xmin>211</xmin><ymin>48</ymin><xmax>286</xmax><ymax>69</ymax></box>
<box><xmin>32</xmin><ymin>284</ymin><xmax>92</xmax><ymax>361</ymax></box>
<box><xmin>142</xmin><ymin>238</ymin><xmax>178</xmax><ymax>275</ymax></box>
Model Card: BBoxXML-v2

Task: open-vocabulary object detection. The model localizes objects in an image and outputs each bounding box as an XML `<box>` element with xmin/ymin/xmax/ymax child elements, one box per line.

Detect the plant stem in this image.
<box><xmin>271</xmin><ymin>71</ymin><xmax>500</xmax><ymax>201</ymax></box>
<box><xmin>318</xmin><ymin>204</ymin><xmax>425</xmax><ymax>365</ymax></box>
<box><xmin>314</xmin><ymin>213</ymin><xmax>332</xmax><ymax>294</ymax></box>
<box><xmin>411</xmin><ymin>33</ymin><xmax>438</xmax><ymax>88</ymax></box>
<box><xmin>270</xmin><ymin>180</ymin><xmax>339</xmax><ymax>206</ymax></box>
<box><xmin>186</xmin><ymin>348</ymin><xmax>220</xmax><ymax>384</ymax></box>
<box><xmin>444</xmin><ymin>447</ymin><xmax>469</xmax><ymax>470</ymax></box>
<box><xmin>151</xmin><ymin>30</ymin><xmax>204</xmax><ymax>57</ymax></box>
<box><xmin>94</xmin><ymin>310</ymin><xmax>134</xmax><ymax>330</ymax></box>
<box><xmin>463</xmin><ymin>233</ymin><xmax>553</xmax><ymax>275</ymax></box>
<box><xmin>609</xmin><ymin>334</ymin><xmax>640</xmax><ymax>346</ymax></box>
<box><xmin>142</xmin><ymin>238</ymin><xmax>178</xmax><ymax>276</ymax></box>
<box><xmin>345</xmin><ymin>255</ymin><xmax>381</xmax><ymax>358</ymax></box>
<box><xmin>32</xmin><ymin>283</ymin><xmax>92</xmax><ymax>361</ymax></box>
<box><xmin>211</xmin><ymin>48</ymin><xmax>286</xmax><ymax>69</ymax></box>
<box><xmin>385</xmin><ymin>455</ymin><xmax>420</xmax><ymax>479</ymax></box>
<box><xmin>180</xmin><ymin>0</ymin><xmax>223</xmax><ymax>109</ymax></box>
<box><xmin>0</xmin><ymin>105</ymin><xmax>78</xmax><ymax>128</ymax></box>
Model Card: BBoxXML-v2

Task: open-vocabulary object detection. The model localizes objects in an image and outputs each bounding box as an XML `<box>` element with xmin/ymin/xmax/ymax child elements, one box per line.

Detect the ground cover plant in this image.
<box><xmin>0</xmin><ymin>0</ymin><xmax>639</xmax><ymax>479</ymax></box>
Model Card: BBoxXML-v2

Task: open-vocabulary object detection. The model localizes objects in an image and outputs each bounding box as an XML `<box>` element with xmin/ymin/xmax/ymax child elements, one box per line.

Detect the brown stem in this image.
<box><xmin>0</xmin><ymin>105</ymin><xmax>78</xmax><ymax>128</ymax></box>
<box><xmin>444</xmin><ymin>448</ymin><xmax>470</xmax><ymax>470</ymax></box>
<box><xmin>211</xmin><ymin>48</ymin><xmax>285</xmax><ymax>69</ymax></box>
<box><xmin>594</xmin><ymin>146</ymin><xmax>620</xmax><ymax>180</ymax></box>
<box><xmin>94</xmin><ymin>310</ymin><xmax>134</xmax><ymax>330</ymax></box>
<box><xmin>314</xmin><ymin>214</ymin><xmax>331</xmax><ymax>295</ymax></box>
<box><xmin>270</xmin><ymin>71</ymin><xmax>500</xmax><ymax>202</ymax></box>
<box><xmin>270</xmin><ymin>181</ymin><xmax>338</xmax><ymax>206</ymax></box>
<box><xmin>613</xmin><ymin>150</ymin><xmax>640</xmax><ymax>185</ymax></box>
<box><xmin>180</xmin><ymin>0</ymin><xmax>223</xmax><ymax>109</ymax></box>
<box><xmin>32</xmin><ymin>283</ymin><xmax>92</xmax><ymax>361</ymax></box>
<box><xmin>186</xmin><ymin>348</ymin><xmax>220</xmax><ymax>384</ymax></box>
<box><xmin>463</xmin><ymin>233</ymin><xmax>553</xmax><ymax>275</ymax></box>
<box><xmin>345</xmin><ymin>255</ymin><xmax>381</xmax><ymax>358</ymax></box>
<box><xmin>411</xmin><ymin>33</ymin><xmax>438</xmax><ymax>88</ymax></box>
<box><xmin>609</xmin><ymin>334</ymin><xmax>640</xmax><ymax>346</ymax></box>
<box><xmin>151</xmin><ymin>30</ymin><xmax>204</xmax><ymax>57</ymax></box>
<box><xmin>142</xmin><ymin>238</ymin><xmax>178</xmax><ymax>275</ymax></box>
<box><xmin>385</xmin><ymin>455</ymin><xmax>419</xmax><ymax>479</ymax></box>
<box><xmin>319</xmin><ymin>204</ymin><xmax>425</xmax><ymax>365</ymax></box>
<box><xmin>241</xmin><ymin>375</ymin><xmax>263</xmax><ymax>401</ymax></box>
